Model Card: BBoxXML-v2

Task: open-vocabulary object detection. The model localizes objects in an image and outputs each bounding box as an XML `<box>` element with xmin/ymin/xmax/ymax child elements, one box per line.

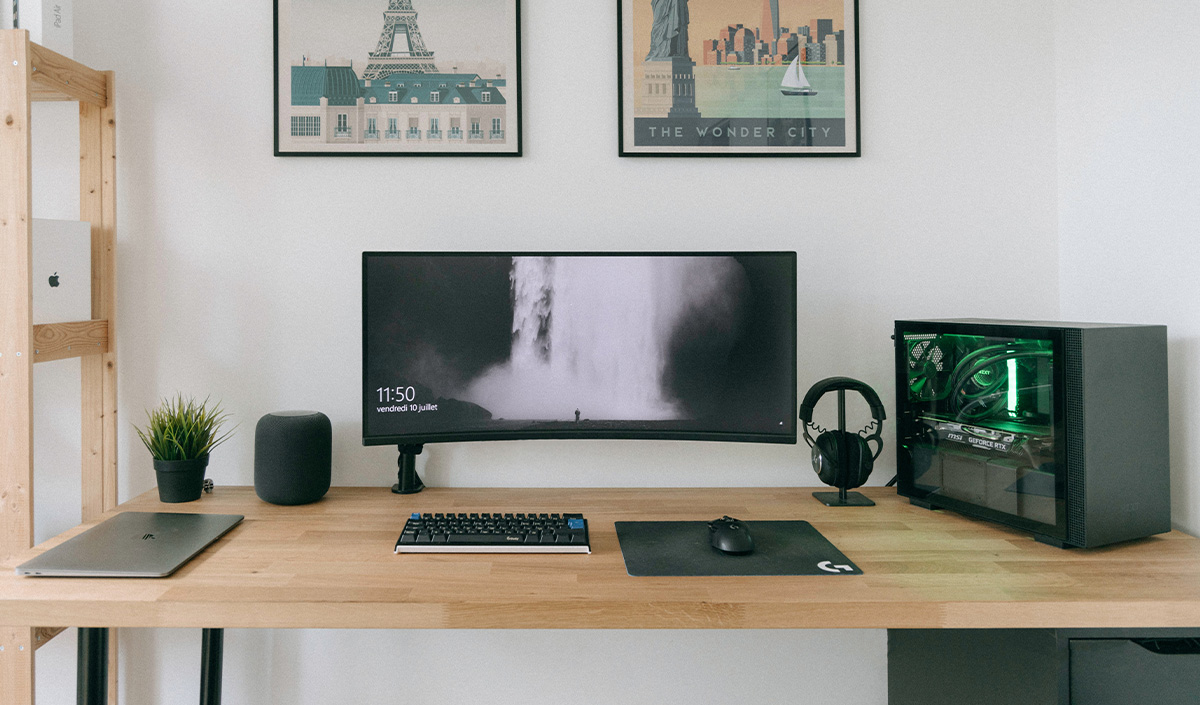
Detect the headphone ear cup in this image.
<box><xmin>842</xmin><ymin>433</ymin><xmax>873</xmax><ymax>489</ymax></box>
<box><xmin>812</xmin><ymin>432</ymin><xmax>846</xmax><ymax>487</ymax></box>
<box><xmin>813</xmin><ymin>431</ymin><xmax>874</xmax><ymax>489</ymax></box>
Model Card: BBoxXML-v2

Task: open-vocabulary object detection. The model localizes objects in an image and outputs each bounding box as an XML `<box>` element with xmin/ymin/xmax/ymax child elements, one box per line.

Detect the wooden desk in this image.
<box><xmin>4</xmin><ymin>486</ymin><xmax>1200</xmax><ymax>633</ymax></box>
<box><xmin>5</xmin><ymin>485</ymin><xmax>1200</xmax><ymax>705</ymax></box>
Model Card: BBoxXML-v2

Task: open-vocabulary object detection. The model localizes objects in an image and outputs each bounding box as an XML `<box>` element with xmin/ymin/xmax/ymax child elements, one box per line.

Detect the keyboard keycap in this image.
<box><xmin>446</xmin><ymin>534</ymin><xmax>524</xmax><ymax>545</ymax></box>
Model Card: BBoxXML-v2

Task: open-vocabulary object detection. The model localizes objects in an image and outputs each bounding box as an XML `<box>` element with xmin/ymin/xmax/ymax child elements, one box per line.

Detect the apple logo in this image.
<box><xmin>48</xmin><ymin>272</ymin><xmax>60</xmax><ymax>288</ymax></box>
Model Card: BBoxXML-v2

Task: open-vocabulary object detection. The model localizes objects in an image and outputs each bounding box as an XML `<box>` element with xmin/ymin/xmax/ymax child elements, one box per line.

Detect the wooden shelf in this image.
<box><xmin>32</xmin><ymin>319</ymin><xmax>109</xmax><ymax>362</ymax></box>
<box><xmin>1</xmin><ymin>28</ymin><xmax>117</xmax><ymax>705</ymax></box>
<box><xmin>28</xmin><ymin>41</ymin><xmax>108</xmax><ymax>106</ymax></box>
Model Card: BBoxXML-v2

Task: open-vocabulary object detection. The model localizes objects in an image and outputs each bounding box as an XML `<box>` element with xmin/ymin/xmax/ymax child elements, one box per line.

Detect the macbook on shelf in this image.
<box><xmin>32</xmin><ymin>218</ymin><xmax>92</xmax><ymax>324</ymax></box>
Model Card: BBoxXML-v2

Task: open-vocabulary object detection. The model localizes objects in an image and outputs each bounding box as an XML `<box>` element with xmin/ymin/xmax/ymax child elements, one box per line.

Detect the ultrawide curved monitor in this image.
<box><xmin>362</xmin><ymin>252</ymin><xmax>797</xmax><ymax>446</ymax></box>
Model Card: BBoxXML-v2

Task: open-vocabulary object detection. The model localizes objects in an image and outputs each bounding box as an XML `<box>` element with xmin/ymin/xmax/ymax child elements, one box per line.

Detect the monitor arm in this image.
<box><xmin>392</xmin><ymin>444</ymin><xmax>426</xmax><ymax>494</ymax></box>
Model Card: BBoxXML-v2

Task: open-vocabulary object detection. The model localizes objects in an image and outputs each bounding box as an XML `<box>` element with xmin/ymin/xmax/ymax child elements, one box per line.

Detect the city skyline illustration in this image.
<box><xmin>631</xmin><ymin>0</ymin><xmax>847</xmax><ymax>67</ymax></box>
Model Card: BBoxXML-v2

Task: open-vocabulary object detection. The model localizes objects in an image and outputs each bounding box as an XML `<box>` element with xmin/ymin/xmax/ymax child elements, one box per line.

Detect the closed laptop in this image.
<box><xmin>16</xmin><ymin>512</ymin><xmax>243</xmax><ymax>578</ymax></box>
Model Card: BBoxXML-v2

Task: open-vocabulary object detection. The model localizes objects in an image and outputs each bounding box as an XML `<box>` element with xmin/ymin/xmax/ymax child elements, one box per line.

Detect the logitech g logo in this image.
<box><xmin>817</xmin><ymin>561</ymin><xmax>855</xmax><ymax>573</ymax></box>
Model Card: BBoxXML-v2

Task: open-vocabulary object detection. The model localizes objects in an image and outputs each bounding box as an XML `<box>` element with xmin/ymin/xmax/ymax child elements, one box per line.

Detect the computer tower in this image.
<box><xmin>894</xmin><ymin>319</ymin><xmax>1170</xmax><ymax>548</ymax></box>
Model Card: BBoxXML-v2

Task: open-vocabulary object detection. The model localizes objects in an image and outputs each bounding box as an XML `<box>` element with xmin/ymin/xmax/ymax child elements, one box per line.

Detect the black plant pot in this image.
<box><xmin>154</xmin><ymin>455</ymin><xmax>209</xmax><ymax>503</ymax></box>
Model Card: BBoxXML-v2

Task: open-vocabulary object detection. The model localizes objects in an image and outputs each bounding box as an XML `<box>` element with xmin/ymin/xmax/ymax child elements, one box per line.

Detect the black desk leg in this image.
<box><xmin>200</xmin><ymin>628</ymin><xmax>224</xmax><ymax>705</ymax></box>
<box><xmin>77</xmin><ymin>627</ymin><xmax>109</xmax><ymax>705</ymax></box>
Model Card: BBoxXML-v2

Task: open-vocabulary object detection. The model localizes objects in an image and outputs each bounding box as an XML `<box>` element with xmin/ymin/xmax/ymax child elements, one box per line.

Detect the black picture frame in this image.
<box><xmin>274</xmin><ymin>0</ymin><xmax>522</xmax><ymax>157</ymax></box>
<box><xmin>618</xmin><ymin>0</ymin><xmax>860</xmax><ymax>157</ymax></box>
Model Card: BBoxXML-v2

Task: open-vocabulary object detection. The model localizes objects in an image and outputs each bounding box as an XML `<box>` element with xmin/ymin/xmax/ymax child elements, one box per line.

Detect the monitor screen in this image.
<box><xmin>362</xmin><ymin>252</ymin><xmax>797</xmax><ymax>445</ymax></box>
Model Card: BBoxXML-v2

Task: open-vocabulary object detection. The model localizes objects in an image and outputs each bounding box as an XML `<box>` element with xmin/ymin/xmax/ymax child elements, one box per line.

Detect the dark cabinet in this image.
<box><xmin>889</xmin><ymin>629</ymin><xmax>1200</xmax><ymax>705</ymax></box>
<box><xmin>1070</xmin><ymin>637</ymin><xmax>1200</xmax><ymax>704</ymax></box>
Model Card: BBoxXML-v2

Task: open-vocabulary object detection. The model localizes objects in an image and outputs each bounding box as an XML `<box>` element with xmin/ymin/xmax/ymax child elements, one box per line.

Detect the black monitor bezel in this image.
<box><xmin>362</xmin><ymin>251</ymin><xmax>798</xmax><ymax>447</ymax></box>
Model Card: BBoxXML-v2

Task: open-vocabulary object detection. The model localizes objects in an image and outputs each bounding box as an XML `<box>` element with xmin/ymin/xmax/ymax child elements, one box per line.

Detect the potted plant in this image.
<box><xmin>134</xmin><ymin>394</ymin><xmax>235</xmax><ymax>503</ymax></box>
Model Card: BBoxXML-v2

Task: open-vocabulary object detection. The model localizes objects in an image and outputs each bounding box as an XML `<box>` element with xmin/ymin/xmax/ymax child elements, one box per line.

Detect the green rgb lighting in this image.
<box><xmin>1007</xmin><ymin>358</ymin><xmax>1018</xmax><ymax>413</ymax></box>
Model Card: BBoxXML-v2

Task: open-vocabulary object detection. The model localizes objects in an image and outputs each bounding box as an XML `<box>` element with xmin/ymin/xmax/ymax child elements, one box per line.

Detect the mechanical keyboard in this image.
<box><xmin>395</xmin><ymin>512</ymin><xmax>591</xmax><ymax>554</ymax></box>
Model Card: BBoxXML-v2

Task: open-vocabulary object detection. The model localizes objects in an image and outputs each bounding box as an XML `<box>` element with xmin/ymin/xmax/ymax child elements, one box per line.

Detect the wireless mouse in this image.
<box><xmin>708</xmin><ymin>516</ymin><xmax>754</xmax><ymax>555</ymax></box>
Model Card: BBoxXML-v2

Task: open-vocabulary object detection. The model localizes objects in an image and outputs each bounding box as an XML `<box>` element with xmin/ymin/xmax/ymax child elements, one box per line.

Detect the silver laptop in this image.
<box><xmin>16</xmin><ymin>512</ymin><xmax>243</xmax><ymax>578</ymax></box>
<box><xmin>32</xmin><ymin>218</ymin><xmax>92</xmax><ymax>324</ymax></box>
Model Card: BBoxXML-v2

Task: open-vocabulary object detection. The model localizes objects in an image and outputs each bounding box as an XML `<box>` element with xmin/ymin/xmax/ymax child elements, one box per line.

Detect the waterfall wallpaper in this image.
<box><xmin>363</xmin><ymin>254</ymin><xmax>796</xmax><ymax>442</ymax></box>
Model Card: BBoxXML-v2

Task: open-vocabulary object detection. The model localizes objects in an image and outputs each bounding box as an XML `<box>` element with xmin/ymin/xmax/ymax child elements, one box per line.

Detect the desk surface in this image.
<box><xmin>3</xmin><ymin>486</ymin><xmax>1200</xmax><ymax>630</ymax></box>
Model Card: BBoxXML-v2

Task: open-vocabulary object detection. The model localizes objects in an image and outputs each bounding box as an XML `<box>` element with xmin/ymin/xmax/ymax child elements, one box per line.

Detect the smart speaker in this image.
<box><xmin>254</xmin><ymin>411</ymin><xmax>331</xmax><ymax>505</ymax></box>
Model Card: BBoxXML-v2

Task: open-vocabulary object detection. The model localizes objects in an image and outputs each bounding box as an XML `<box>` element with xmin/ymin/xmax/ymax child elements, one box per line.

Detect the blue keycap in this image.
<box><xmin>567</xmin><ymin>518</ymin><xmax>585</xmax><ymax>530</ymax></box>
<box><xmin>411</xmin><ymin>512</ymin><xmax>421</xmax><ymax>520</ymax></box>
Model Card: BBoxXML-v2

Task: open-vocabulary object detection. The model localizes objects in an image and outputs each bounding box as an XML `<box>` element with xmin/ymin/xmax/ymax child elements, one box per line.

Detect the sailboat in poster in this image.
<box><xmin>780</xmin><ymin>56</ymin><xmax>817</xmax><ymax>96</ymax></box>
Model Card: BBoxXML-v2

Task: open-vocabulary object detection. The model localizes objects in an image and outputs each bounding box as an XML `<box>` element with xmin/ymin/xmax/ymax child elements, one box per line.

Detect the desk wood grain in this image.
<box><xmin>3</xmin><ymin>487</ymin><xmax>1199</xmax><ymax>630</ymax></box>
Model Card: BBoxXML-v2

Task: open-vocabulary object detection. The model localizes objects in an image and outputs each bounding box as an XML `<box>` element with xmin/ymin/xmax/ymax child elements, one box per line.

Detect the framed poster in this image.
<box><xmin>274</xmin><ymin>0</ymin><xmax>521</xmax><ymax>157</ymax></box>
<box><xmin>618</xmin><ymin>0</ymin><xmax>859</xmax><ymax>157</ymax></box>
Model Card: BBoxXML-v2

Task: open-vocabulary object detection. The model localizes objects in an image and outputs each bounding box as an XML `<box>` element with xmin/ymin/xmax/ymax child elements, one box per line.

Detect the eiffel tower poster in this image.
<box><xmin>274</xmin><ymin>0</ymin><xmax>522</xmax><ymax>156</ymax></box>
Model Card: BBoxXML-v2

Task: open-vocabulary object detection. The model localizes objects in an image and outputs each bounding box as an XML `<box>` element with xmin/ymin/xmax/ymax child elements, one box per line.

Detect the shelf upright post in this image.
<box><xmin>80</xmin><ymin>70</ymin><xmax>118</xmax><ymax>523</ymax></box>
<box><xmin>0</xmin><ymin>28</ymin><xmax>38</xmax><ymax>705</ymax></box>
<box><xmin>79</xmin><ymin>67</ymin><xmax>120</xmax><ymax>705</ymax></box>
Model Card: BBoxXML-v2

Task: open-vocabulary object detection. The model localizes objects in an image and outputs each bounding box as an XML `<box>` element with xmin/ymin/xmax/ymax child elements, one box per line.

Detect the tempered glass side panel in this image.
<box><xmin>896</xmin><ymin>325</ymin><xmax>1066</xmax><ymax>539</ymax></box>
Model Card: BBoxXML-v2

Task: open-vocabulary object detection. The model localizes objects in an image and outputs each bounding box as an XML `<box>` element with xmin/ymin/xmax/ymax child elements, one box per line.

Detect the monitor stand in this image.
<box><xmin>392</xmin><ymin>444</ymin><xmax>425</xmax><ymax>494</ymax></box>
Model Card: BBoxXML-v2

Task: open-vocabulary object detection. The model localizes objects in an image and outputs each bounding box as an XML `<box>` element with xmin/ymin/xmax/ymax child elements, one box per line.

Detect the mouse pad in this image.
<box><xmin>614</xmin><ymin>521</ymin><xmax>862</xmax><ymax>577</ymax></box>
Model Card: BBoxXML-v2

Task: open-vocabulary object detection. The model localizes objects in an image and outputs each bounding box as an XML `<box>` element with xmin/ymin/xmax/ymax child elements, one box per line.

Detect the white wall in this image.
<box><xmin>28</xmin><ymin>1</ymin><xmax>1065</xmax><ymax>703</ymax></box>
<box><xmin>1054</xmin><ymin>0</ymin><xmax>1200</xmax><ymax>537</ymax></box>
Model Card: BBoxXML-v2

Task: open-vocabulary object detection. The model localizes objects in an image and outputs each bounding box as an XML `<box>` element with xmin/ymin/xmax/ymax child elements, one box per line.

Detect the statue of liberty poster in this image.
<box><xmin>619</xmin><ymin>0</ymin><xmax>859</xmax><ymax>156</ymax></box>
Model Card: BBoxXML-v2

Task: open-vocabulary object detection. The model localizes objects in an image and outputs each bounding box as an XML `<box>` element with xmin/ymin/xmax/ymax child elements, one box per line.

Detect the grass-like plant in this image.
<box><xmin>134</xmin><ymin>394</ymin><xmax>236</xmax><ymax>462</ymax></box>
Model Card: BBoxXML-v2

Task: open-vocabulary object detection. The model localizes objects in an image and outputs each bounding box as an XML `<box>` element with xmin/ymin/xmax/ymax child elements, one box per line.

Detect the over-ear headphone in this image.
<box><xmin>799</xmin><ymin>377</ymin><xmax>886</xmax><ymax>490</ymax></box>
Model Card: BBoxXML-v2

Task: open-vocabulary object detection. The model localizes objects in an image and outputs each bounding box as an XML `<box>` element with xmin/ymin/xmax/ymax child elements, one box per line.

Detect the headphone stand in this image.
<box><xmin>813</xmin><ymin>488</ymin><xmax>876</xmax><ymax>507</ymax></box>
<box><xmin>811</xmin><ymin>389</ymin><xmax>877</xmax><ymax>507</ymax></box>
